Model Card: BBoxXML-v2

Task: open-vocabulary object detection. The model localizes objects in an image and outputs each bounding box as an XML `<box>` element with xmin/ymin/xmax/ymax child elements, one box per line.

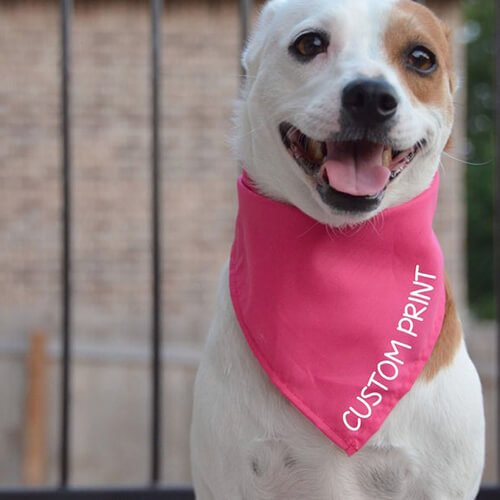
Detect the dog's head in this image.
<box><xmin>234</xmin><ymin>0</ymin><xmax>455</xmax><ymax>226</ymax></box>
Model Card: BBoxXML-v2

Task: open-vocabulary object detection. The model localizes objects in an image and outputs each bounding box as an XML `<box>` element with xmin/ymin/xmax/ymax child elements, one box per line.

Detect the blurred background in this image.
<box><xmin>0</xmin><ymin>0</ymin><xmax>496</xmax><ymax>489</ymax></box>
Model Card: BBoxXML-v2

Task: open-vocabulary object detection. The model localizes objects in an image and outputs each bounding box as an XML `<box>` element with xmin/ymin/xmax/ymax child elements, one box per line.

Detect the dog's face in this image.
<box><xmin>234</xmin><ymin>0</ymin><xmax>455</xmax><ymax>226</ymax></box>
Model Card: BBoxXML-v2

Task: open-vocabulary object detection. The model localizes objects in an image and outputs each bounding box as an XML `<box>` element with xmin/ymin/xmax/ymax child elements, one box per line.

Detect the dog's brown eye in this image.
<box><xmin>407</xmin><ymin>46</ymin><xmax>437</xmax><ymax>74</ymax></box>
<box><xmin>290</xmin><ymin>32</ymin><xmax>329</xmax><ymax>61</ymax></box>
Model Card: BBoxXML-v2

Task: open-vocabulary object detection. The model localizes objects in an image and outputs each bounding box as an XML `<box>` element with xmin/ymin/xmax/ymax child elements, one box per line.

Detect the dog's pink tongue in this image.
<box><xmin>324</xmin><ymin>141</ymin><xmax>390</xmax><ymax>196</ymax></box>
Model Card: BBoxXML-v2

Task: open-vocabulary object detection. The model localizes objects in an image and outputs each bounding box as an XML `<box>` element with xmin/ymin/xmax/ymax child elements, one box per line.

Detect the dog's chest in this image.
<box><xmin>237</xmin><ymin>337</ymin><xmax>483</xmax><ymax>500</ymax></box>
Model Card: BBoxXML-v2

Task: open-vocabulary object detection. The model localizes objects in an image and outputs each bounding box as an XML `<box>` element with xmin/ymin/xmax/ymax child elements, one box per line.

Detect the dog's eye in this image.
<box><xmin>290</xmin><ymin>32</ymin><xmax>329</xmax><ymax>61</ymax></box>
<box><xmin>407</xmin><ymin>46</ymin><xmax>437</xmax><ymax>74</ymax></box>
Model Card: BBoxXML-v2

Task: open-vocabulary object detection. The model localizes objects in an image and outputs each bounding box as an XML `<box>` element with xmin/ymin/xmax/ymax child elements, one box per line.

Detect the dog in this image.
<box><xmin>191</xmin><ymin>0</ymin><xmax>485</xmax><ymax>498</ymax></box>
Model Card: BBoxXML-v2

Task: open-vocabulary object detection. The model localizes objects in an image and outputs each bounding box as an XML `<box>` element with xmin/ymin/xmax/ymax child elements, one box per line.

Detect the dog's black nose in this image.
<box><xmin>342</xmin><ymin>79</ymin><xmax>399</xmax><ymax>125</ymax></box>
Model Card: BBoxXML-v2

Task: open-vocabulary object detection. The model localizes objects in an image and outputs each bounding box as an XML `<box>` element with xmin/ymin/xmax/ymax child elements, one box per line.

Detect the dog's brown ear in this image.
<box><xmin>242</xmin><ymin>0</ymin><xmax>284</xmax><ymax>79</ymax></box>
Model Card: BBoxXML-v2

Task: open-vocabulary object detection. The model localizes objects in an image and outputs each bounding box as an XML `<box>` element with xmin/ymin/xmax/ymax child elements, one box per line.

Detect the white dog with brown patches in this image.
<box><xmin>191</xmin><ymin>0</ymin><xmax>485</xmax><ymax>498</ymax></box>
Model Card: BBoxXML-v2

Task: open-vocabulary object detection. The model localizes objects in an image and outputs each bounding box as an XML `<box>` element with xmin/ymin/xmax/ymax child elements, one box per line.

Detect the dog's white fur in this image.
<box><xmin>191</xmin><ymin>0</ymin><xmax>485</xmax><ymax>498</ymax></box>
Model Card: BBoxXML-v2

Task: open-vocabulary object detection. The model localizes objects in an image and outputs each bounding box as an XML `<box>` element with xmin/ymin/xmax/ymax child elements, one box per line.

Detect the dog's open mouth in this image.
<box><xmin>279</xmin><ymin>122</ymin><xmax>425</xmax><ymax>213</ymax></box>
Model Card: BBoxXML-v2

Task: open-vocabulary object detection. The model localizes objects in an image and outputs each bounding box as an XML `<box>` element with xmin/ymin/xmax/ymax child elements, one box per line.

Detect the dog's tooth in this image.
<box><xmin>307</xmin><ymin>139</ymin><xmax>325</xmax><ymax>163</ymax></box>
<box><xmin>382</xmin><ymin>146</ymin><xmax>392</xmax><ymax>168</ymax></box>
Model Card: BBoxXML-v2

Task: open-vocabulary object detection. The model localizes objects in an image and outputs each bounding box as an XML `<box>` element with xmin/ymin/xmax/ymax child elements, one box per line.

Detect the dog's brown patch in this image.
<box><xmin>384</xmin><ymin>0</ymin><xmax>455</xmax><ymax>123</ymax></box>
<box><xmin>421</xmin><ymin>275</ymin><xmax>462</xmax><ymax>382</ymax></box>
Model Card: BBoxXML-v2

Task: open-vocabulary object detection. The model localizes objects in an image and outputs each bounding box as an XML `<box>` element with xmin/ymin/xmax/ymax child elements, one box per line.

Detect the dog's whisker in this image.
<box><xmin>233</xmin><ymin>110</ymin><xmax>287</xmax><ymax>142</ymax></box>
<box><xmin>324</xmin><ymin>224</ymin><xmax>337</xmax><ymax>242</ymax></box>
<box><xmin>442</xmin><ymin>151</ymin><xmax>492</xmax><ymax>167</ymax></box>
<box><xmin>233</xmin><ymin>121</ymin><xmax>277</xmax><ymax>141</ymax></box>
<box><xmin>297</xmin><ymin>221</ymin><xmax>321</xmax><ymax>239</ymax></box>
<box><xmin>437</xmin><ymin>159</ymin><xmax>450</xmax><ymax>182</ymax></box>
<box><xmin>367</xmin><ymin>214</ymin><xmax>384</xmax><ymax>237</ymax></box>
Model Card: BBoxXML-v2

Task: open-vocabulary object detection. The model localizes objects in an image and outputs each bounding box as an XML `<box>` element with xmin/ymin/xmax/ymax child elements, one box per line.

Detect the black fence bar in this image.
<box><xmin>239</xmin><ymin>0</ymin><xmax>253</xmax><ymax>76</ymax></box>
<box><xmin>60</xmin><ymin>0</ymin><xmax>73</xmax><ymax>487</ymax></box>
<box><xmin>150</xmin><ymin>0</ymin><xmax>164</xmax><ymax>485</ymax></box>
<box><xmin>496</xmin><ymin>0</ymin><xmax>500</xmax><ymax>483</ymax></box>
<box><xmin>239</xmin><ymin>0</ymin><xmax>253</xmax><ymax>52</ymax></box>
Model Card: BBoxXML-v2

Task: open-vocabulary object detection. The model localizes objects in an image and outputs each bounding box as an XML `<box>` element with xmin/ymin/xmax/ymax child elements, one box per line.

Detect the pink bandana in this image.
<box><xmin>229</xmin><ymin>171</ymin><xmax>446</xmax><ymax>456</ymax></box>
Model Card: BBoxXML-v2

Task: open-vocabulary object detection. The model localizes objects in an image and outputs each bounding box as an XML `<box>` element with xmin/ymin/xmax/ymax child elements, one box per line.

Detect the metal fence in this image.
<box><xmin>1</xmin><ymin>0</ymin><xmax>251</xmax><ymax>497</ymax></box>
<box><xmin>57</xmin><ymin>0</ymin><xmax>170</xmax><ymax>488</ymax></box>
<box><xmin>0</xmin><ymin>0</ymin><xmax>497</xmax><ymax>498</ymax></box>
